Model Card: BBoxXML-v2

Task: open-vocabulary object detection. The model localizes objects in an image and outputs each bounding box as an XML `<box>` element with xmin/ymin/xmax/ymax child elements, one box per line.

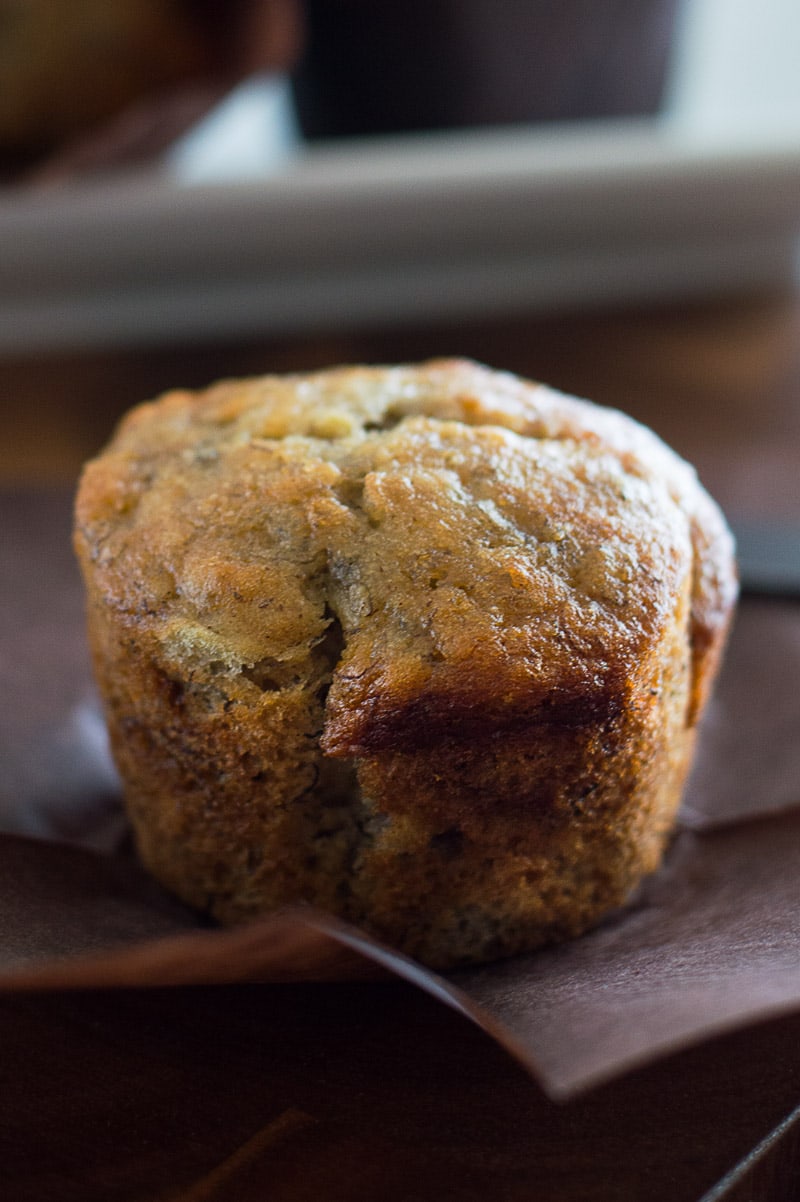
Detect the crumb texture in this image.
<box><xmin>75</xmin><ymin>360</ymin><xmax>736</xmax><ymax>967</ymax></box>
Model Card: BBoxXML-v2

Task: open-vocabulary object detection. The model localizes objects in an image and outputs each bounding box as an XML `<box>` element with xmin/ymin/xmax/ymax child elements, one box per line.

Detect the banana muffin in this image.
<box><xmin>74</xmin><ymin>360</ymin><xmax>736</xmax><ymax>968</ymax></box>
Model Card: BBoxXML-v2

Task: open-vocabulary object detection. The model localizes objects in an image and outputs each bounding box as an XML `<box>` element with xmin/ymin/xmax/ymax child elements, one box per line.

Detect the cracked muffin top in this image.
<box><xmin>75</xmin><ymin>359</ymin><xmax>736</xmax><ymax>758</ymax></box>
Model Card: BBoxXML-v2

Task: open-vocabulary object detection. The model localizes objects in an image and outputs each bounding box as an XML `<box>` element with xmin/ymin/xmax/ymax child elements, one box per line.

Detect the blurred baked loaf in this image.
<box><xmin>0</xmin><ymin>0</ymin><xmax>301</xmax><ymax>165</ymax></box>
<box><xmin>74</xmin><ymin>361</ymin><xmax>736</xmax><ymax>968</ymax></box>
<box><xmin>0</xmin><ymin>0</ymin><xmax>210</xmax><ymax>157</ymax></box>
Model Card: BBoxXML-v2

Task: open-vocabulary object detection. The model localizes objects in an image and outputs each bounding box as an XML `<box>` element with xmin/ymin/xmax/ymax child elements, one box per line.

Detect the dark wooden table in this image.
<box><xmin>3</xmin><ymin>291</ymin><xmax>800</xmax><ymax>1200</ymax></box>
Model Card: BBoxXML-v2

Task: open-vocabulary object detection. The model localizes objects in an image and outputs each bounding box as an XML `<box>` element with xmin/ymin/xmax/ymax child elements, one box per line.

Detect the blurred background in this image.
<box><xmin>3</xmin><ymin>0</ymin><xmax>799</xmax><ymax>166</ymax></box>
<box><xmin>1</xmin><ymin>0</ymin><xmax>800</xmax><ymax>526</ymax></box>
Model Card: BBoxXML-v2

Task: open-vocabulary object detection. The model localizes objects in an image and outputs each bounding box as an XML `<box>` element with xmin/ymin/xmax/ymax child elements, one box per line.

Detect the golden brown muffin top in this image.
<box><xmin>75</xmin><ymin>360</ymin><xmax>736</xmax><ymax>752</ymax></box>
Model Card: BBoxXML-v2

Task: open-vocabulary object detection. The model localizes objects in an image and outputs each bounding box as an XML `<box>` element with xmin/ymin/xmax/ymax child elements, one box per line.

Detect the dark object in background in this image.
<box><xmin>292</xmin><ymin>0</ymin><xmax>681</xmax><ymax>138</ymax></box>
